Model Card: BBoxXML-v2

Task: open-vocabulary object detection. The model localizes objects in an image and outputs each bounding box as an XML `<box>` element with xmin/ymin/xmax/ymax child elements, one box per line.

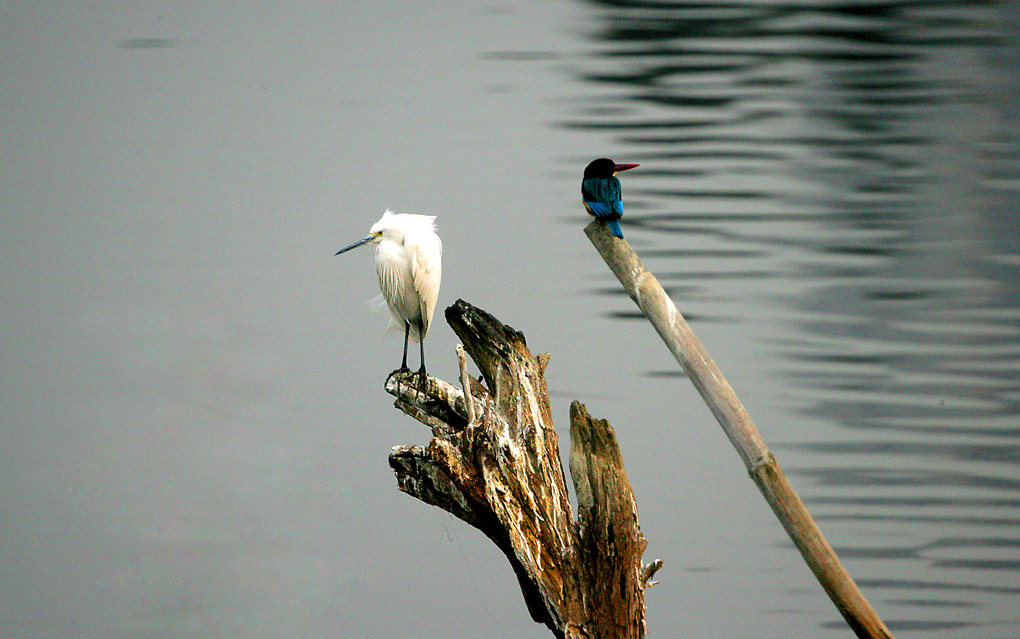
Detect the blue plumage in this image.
<box><xmin>581</xmin><ymin>158</ymin><xmax>637</xmax><ymax>239</ymax></box>
<box><xmin>606</xmin><ymin>217</ymin><xmax>623</xmax><ymax>239</ymax></box>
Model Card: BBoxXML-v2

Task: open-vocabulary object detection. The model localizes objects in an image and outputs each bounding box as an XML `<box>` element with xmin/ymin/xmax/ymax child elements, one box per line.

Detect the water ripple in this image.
<box><xmin>568</xmin><ymin>0</ymin><xmax>1020</xmax><ymax>635</ymax></box>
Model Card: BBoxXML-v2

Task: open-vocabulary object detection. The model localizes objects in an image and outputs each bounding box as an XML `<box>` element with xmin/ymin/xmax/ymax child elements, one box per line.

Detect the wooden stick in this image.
<box><xmin>584</xmin><ymin>221</ymin><xmax>893</xmax><ymax>639</ymax></box>
<box><xmin>456</xmin><ymin>344</ymin><xmax>476</xmax><ymax>423</ymax></box>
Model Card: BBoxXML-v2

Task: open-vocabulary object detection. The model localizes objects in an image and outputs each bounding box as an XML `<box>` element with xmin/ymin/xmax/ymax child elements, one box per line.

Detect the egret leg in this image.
<box><xmin>417</xmin><ymin>319</ymin><xmax>427</xmax><ymax>377</ymax></box>
<box><xmin>400</xmin><ymin>321</ymin><xmax>411</xmax><ymax>372</ymax></box>
<box><xmin>416</xmin><ymin>318</ymin><xmax>427</xmax><ymax>397</ymax></box>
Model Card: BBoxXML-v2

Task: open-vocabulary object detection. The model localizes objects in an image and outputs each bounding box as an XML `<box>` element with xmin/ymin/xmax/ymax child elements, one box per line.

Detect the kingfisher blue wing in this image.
<box><xmin>582</xmin><ymin>200</ymin><xmax>620</xmax><ymax>219</ymax></box>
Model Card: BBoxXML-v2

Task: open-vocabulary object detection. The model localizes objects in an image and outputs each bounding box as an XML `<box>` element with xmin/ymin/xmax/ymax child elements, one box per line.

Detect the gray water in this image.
<box><xmin>2</xmin><ymin>1</ymin><xmax>1018</xmax><ymax>638</ymax></box>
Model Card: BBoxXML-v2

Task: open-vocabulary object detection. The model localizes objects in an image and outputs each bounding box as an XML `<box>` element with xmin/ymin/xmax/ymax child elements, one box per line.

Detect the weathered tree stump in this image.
<box><xmin>386</xmin><ymin>299</ymin><xmax>661</xmax><ymax>638</ymax></box>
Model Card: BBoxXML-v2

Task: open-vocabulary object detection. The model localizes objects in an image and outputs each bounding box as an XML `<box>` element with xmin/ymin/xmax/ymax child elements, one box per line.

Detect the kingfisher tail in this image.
<box><xmin>607</xmin><ymin>218</ymin><xmax>624</xmax><ymax>239</ymax></box>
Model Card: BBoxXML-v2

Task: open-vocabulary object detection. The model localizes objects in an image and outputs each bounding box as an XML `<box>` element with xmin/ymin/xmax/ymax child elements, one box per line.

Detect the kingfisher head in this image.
<box><xmin>584</xmin><ymin>158</ymin><xmax>639</xmax><ymax>179</ymax></box>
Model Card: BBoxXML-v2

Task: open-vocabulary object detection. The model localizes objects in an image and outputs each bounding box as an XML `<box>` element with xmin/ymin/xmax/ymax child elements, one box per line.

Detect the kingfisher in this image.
<box><xmin>581</xmin><ymin>158</ymin><xmax>638</xmax><ymax>239</ymax></box>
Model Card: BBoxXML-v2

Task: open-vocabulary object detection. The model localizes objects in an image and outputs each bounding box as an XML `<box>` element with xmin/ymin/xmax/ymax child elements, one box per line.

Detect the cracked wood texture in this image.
<box><xmin>386</xmin><ymin>300</ymin><xmax>659</xmax><ymax>638</ymax></box>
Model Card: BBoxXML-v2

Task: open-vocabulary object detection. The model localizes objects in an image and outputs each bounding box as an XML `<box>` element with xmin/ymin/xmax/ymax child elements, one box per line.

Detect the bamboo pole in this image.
<box><xmin>584</xmin><ymin>221</ymin><xmax>893</xmax><ymax>639</ymax></box>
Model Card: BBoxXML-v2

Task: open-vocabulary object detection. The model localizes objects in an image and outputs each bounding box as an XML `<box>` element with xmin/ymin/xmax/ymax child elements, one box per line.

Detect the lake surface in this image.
<box><xmin>2</xmin><ymin>1</ymin><xmax>1018</xmax><ymax>638</ymax></box>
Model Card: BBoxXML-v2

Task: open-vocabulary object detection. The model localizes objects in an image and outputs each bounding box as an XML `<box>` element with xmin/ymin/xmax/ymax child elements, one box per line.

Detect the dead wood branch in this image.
<box><xmin>385</xmin><ymin>300</ymin><xmax>658</xmax><ymax>638</ymax></box>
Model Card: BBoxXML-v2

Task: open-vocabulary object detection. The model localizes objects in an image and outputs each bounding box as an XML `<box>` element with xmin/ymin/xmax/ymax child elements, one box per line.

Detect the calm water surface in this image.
<box><xmin>566</xmin><ymin>2</ymin><xmax>1020</xmax><ymax>636</ymax></box>
<box><xmin>2</xmin><ymin>1</ymin><xmax>1018</xmax><ymax>638</ymax></box>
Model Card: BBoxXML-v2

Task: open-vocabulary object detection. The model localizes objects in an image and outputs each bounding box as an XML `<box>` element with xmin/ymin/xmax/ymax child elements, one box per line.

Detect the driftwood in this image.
<box><xmin>386</xmin><ymin>300</ymin><xmax>661</xmax><ymax>638</ymax></box>
<box><xmin>584</xmin><ymin>220</ymin><xmax>893</xmax><ymax>639</ymax></box>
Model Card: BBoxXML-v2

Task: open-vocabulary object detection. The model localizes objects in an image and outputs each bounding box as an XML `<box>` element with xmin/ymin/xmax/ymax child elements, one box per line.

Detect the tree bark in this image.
<box><xmin>386</xmin><ymin>299</ymin><xmax>660</xmax><ymax>638</ymax></box>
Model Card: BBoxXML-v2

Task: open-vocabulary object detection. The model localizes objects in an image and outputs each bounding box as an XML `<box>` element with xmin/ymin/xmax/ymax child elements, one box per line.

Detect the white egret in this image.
<box><xmin>335</xmin><ymin>210</ymin><xmax>442</xmax><ymax>384</ymax></box>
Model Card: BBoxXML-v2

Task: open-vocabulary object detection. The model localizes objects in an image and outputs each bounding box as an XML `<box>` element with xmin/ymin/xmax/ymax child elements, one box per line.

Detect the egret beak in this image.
<box><xmin>335</xmin><ymin>235</ymin><xmax>376</xmax><ymax>256</ymax></box>
<box><xmin>613</xmin><ymin>163</ymin><xmax>639</xmax><ymax>174</ymax></box>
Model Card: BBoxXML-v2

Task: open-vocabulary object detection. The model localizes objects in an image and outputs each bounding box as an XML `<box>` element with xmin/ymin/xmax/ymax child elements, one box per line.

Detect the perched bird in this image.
<box><xmin>335</xmin><ymin>210</ymin><xmax>442</xmax><ymax>383</ymax></box>
<box><xmin>581</xmin><ymin>158</ymin><xmax>638</xmax><ymax>239</ymax></box>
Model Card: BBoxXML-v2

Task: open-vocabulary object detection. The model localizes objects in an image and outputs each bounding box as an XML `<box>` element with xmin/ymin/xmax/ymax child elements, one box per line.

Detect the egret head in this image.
<box><xmin>372</xmin><ymin>209</ymin><xmax>438</xmax><ymax>244</ymax></box>
<box><xmin>334</xmin><ymin>210</ymin><xmax>398</xmax><ymax>256</ymax></box>
<box><xmin>583</xmin><ymin>158</ymin><xmax>639</xmax><ymax>179</ymax></box>
<box><xmin>335</xmin><ymin>209</ymin><xmax>438</xmax><ymax>256</ymax></box>
<box><xmin>367</xmin><ymin>209</ymin><xmax>407</xmax><ymax>244</ymax></box>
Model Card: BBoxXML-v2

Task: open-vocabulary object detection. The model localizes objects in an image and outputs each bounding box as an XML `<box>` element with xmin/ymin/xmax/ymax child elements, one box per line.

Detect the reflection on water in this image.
<box><xmin>568</xmin><ymin>0</ymin><xmax>1020</xmax><ymax>636</ymax></box>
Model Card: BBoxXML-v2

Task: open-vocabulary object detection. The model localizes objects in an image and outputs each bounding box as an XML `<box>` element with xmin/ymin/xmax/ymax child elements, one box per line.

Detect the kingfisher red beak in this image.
<box><xmin>613</xmin><ymin>163</ymin><xmax>639</xmax><ymax>173</ymax></box>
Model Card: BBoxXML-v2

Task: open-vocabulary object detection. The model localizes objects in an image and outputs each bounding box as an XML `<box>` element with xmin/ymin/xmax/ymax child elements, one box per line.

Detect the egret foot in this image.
<box><xmin>412</xmin><ymin>366</ymin><xmax>427</xmax><ymax>402</ymax></box>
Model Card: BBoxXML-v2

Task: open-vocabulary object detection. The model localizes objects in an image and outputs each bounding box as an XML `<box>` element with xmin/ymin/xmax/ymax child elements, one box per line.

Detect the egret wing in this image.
<box><xmin>408</xmin><ymin>233</ymin><xmax>442</xmax><ymax>340</ymax></box>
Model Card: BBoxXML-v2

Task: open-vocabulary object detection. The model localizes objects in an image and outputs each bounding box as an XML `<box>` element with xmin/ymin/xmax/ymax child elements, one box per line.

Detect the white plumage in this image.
<box><xmin>371</xmin><ymin>210</ymin><xmax>442</xmax><ymax>342</ymax></box>
<box><xmin>335</xmin><ymin>209</ymin><xmax>442</xmax><ymax>375</ymax></box>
